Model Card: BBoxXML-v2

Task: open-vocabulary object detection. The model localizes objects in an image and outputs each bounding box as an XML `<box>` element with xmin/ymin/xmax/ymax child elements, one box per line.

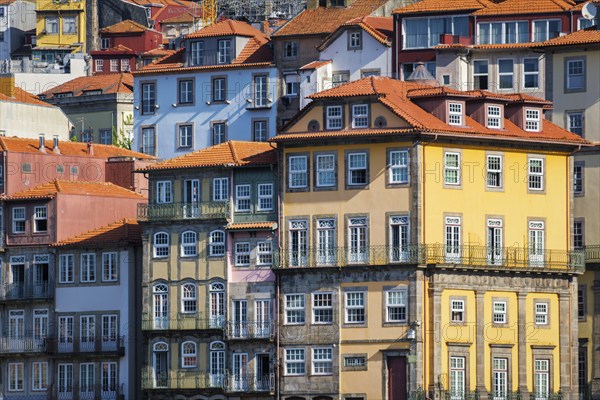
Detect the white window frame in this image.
<box><xmin>235</xmin><ymin>242</ymin><xmax>251</xmax><ymax>266</ymax></box>
<box><xmin>80</xmin><ymin>253</ymin><xmax>96</xmax><ymax>283</ymax></box>
<box><xmin>492</xmin><ymin>357</ymin><xmax>508</xmax><ymax>399</ymax></box>
<box><xmin>285</xmin><ymin>348</ymin><xmax>306</xmax><ymax>376</ymax></box>
<box><xmin>487</xmin><ymin>105</ymin><xmax>502</xmax><ymax>129</ymax></box>
<box><xmin>528</xmin><ymin>158</ymin><xmax>544</xmax><ymax>191</ymax></box>
<box><xmin>535</xmin><ymin>302</ymin><xmax>548</xmax><ymax>325</ymax></box>
<box><xmin>312</xmin><ymin>347</ymin><xmax>333</xmax><ymax>375</ymax></box>
<box><xmin>32</xmin><ymin>361</ymin><xmax>48</xmax><ymax>391</ymax></box>
<box><xmin>448</xmin><ymin>102</ymin><xmax>463</xmax><ymax>125</ymax></box>
<box><xmin>209</xmin><ymin>230</ymin><xmax>225</xmax><ymax>257</ymax></box>
<box><xmin>312</xmin><ymin>292</ymin><xmax>333</xmax><ymax>324</ymax></box>
<box><xmin>493</xmin><ymin>301</ymin><xmax>507</xmax><ymax>324</ymax></box>
<box><xmin>257</xmin><ymin>183</ymin><xmax>273</xmax><ymax>211</ymax></box>
<box><xmin>525</xmin><ymin>109</ymin><xmax>541</xmax><ymax>132</ymax></box>
<box><xmin>8</xmin><ymin>362</ymin><xmax>24</xmax><ymax>391</ymax></box>
<box><xmin>288</xmin><ymin>155</ymin><xmax>308</xmax><ymax>188</ymax></box>
<box><xmin>389</xmin><ymin>150</ymin><xmax>409</xmax><ymax>184</ymax></box>
<box><xmin>351</xmin><ymin>104</ymin><xmax>369</xmax><ymax>128</ymax></box>
<box><xmin>326</xmin><ymin>105</ymin><xmax>343</xmax><ymax>130</ymax></box>
<box><xmin>181</xmin><ymin>341</ymin><xmax>197</xmax><ymax>368</ymax></box>
<box><xmin>59</xmin><ymin>254</ymin><xmax>74</xmax><ymax>283</ymax></box>
<box><xmin>450</xmin><ymin>356</ymin><xmax>465</xmax><ymax>399</ymax></box>
<box><xmin>212</xmin><ymin>177</ymin><xmax>229</xmax><ymax>202</ymax></box>
<box><xmin>235</xmin><ymin>184</ymin><xmax>251</xmax><ymax>212</ymax></box>
<box><xmin>386</xmin><ymin>289</ymin><xmax>407</xmax><ymax>322</ymax></box>
<box><xmin>95</xmin><ymin>59</ymin><xmax>104</xmax><ymax>71</ymax></box>
<box><xmin>12</xmin><ymin>207</ymin><xmax>25</xmax><ymax>233</ymax></box>
<box><xmin>101</xmin><ymin>252</ymin><xmax>118</xmax><ymax>282</ymax></box>
<box><xmin>181</xmin><ymin>283</ymin><xmax>197</xmax><ymax>313</ymax></box>
<box><xmin>316</xmin><ymin>154</ymin><xmax>336</xmax><ymax>187</ymax></box>
<box><xmin>178</xmin><ymin>124</ymin><xmax>193</xmax><ymax>148</ymax></box>
<box><xmin>444</xmin><ymin>152</ymin><xmax>461</xmax><ymax>185</ymax></box>
<box><xmin>110</xmin><ymin>59</ymin><xmax>118</xmax><ymax>72</ymax></box>
<box><xmin>534</xmin><ymin>359</ymin><xmax>549</xmax><ymax>399</ymax></box>
<box><xmin>345</xmin><ymin>291</ymin><xmax>365</xmax><ymax>324</ymax></box>
<box><xmin>153</xmin><ymin>232</ymin><xmax>169</xmax><ymax>258</ymax></box>
<box><xmin>451</xmin><ymin>299</ymin><xmax>465</xmax><ymax>322</ymax></box>
<box><xmin>486</xmin><ymin>155</ymin><xmax>502</xmax><ymax>188</ymax></box>
<box><xmin>181</xmin><ymin>231</ymin><xmax>197</xmax><ymax>257</ymax></box>
<box><xmin>347</xmin><ymin>152</ymin><xmax>368</xmax><ymax>186</ymax></box>
<box><xmin>156</xmin><ymin>181</ymin><xmax>173</xmax><ymax>204</ymax></box>
<box><xmin>257</xmin><ymin>241</ymin><xmax>273</xmax><ymax>266</ymax></box>
<box><xmin>285</xmin><ymin>294</ymin><xmax>305</xmax><ymax>325</ymax></box>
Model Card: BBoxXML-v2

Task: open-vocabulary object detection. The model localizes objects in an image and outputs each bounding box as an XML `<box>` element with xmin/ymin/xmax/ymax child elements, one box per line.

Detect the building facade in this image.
<box><xmin>34</xmin><ymin>0</ymin><xmax>87</xmax><ymax>62</ymax></box>
<box><xmin>0</xmin><ymin>0</ymin><xmax>36</xmax><ymax>62</ymax></box>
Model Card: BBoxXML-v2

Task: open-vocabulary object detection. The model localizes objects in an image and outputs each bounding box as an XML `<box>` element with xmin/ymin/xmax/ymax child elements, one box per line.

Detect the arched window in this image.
<box><xmin>153</xmin><ymin>284</ymin><xmax>169</xmax><ymax>329</ymax></box>
<box><xmin>209</xmin><ymin>341</ymin><xmax>226</xmax><ymax>386</ymax></box>
<box><xmin>181</xmin><ymin>341</ymin><xmax>197</xmax><ymax>368</ymax></box>
<box><xmin>153</xmin><ymin>341</ymin><xmax>168</xmax><ymax>352</ymax></box>
<box><xmin>180</xmin><ymin>231</ymin><xmax>197</xmax><ymax>257</ymax></box>
<box><xmin>209</xmin><ymin>283</ymin><xmax>225</xmax><ymax>328</ymax></box>
<box><xmin>153</xmin><ymin>283</ymin><xmax>168</xmax><ymax>293</ymax></box>
<box><xmin>181</xmin><ymin>283</ymin><xmax>197</xmax><ymax>313</ymax></box>
<box><xmin>153</xmin><ymin>232</ymin><xmax>169</xmax><ymax>258</ymax></box>
<box><xmin>209</xmin><ymin>230</ymin><xmax>225</xmax><ymax>256</ymax></box>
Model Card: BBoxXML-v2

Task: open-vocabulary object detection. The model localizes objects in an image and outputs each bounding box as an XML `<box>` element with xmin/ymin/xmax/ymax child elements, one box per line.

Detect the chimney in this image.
<box><xmin>87</xmin><ymin>142</ymin><xmax>94</xmax><ymax>156</ymax></box>
<box><xmin>53</xmin><ymin>135</ymin><xmax>60</xmax><ymax>154</ymax></box>
<box><xmin>0</xmin><ymin>74</ymin><xmax>15</xmax><ymax>98</ymax></box>
<box><xmin>39</xmin><ymin>134</ymin><xmax>46</xmax><ymax>153</ymax></box>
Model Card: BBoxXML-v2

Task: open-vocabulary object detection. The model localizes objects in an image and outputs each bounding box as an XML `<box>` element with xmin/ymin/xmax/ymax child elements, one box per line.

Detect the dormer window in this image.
<box><xmin>190</xmin><ymin>41</ymin><xmax>204</xmax><ymax>66</ymax></box>
<box><xmin>448</xmin><ymin>103</ymin><xmax>463</xmax><ymax>126</ymax></box>
<box><xmin>326</xmin><ymin>106</ymin><xmax>343</xmax><ymax>130</ymax></box>
<box><xmin>100</xmin><ymin>37</ymin><xmax>110</xmax><ymax>49</ymax></box>
<box><xmin>525</xmin><ymin>109</ymin><xmax>540</xmax><ymax>132</ymax></box>
<box><xmin>487</xmin><ymin>105</ymin><xmax>502</xmax><ymax>129</ymax></box>
<box><xmin>348</xmin><ymin>30</ymin><xmax>361</xmax><ymax>49</ymax></box>
<box><xmin>217</xmin><ymin>39</ymin><xmax>232</xmax><ymax>64</ymax></box>
<box><xmin>351</xmin><ymin>104</ymin><xmax>368</xmax><ymax>128</ymax></box>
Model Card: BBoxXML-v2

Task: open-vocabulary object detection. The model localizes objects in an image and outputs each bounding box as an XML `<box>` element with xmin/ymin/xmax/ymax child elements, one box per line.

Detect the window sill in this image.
<box><xmin>247</xmin><ymin>105</ymin><xmax>272</xmax><ymax>111</ymax></box>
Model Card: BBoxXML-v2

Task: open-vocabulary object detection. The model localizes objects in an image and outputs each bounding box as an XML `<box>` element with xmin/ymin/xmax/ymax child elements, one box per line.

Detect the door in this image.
<box><xmin>487</xmin><ymin>221</ymin><xmax>503</xmax><ymax>265</ymax></box>
<box><xmin>57</xmin><ymin>364</ymin><xmax>73</xmax><ymax>397</ymax></box>
<box><xmin>348</xmin><ymin>218</ymin><xmax>368</xmax><ymax>263</ymax></box>
<box><xmin>388</xmin><ymin>356</ymin><xmax>407</xmax><ymax>400</ymax></box>
<box><xmin>58</xmin><ymin>316</ymin><xmax>74</xmax><ymax>352</ymax></box>
<box><xmin>390</xmin><ymin>216</ymin><xmax>409</xmax><ymax>262</ymax></box>
<box><xmin>184</xmin><ymin>179</ymin><xmax>200</xmax><ymax>218</ymax></box>
<box><xmin>153</xmin><ymin>345</ymin><xmax>168</xmax><ymax>388</ymax></box>
<box><xmin>32</xmin><ymin>262</ymin><xmax>49</xmax><ymax>297</ymax></box>
<box><xmin>232</xmin><ymin>300</ymin><xmax>248</xmax><ymax>338</ymax></box>
<box><xmin>33</xmin><ymin>309</ymin><xmax>48</xmax><ymax>349</ymax></box>
<box><xmin>10</xmin><ymin>263</ymin><xmax>24</xmax><ymax>298</ymax></box>
<box><xmin>529</xmin><ymin>223</ymin><xmax>545</xmax><ymax>266</ymax></box>
<box><xmin>8</xmin><ymin>310</ymin><xmax>24</xmax><ymax>351</ymax></box>
<box><xmin>445</xmin><ymin>218</ymin><xmax>461</xmax><ymax>262</ymax></box>
<box><xmin>102</xmin><ymin>315</ymin><xmax>118</xmax><ymax>351</ymax></box>
<box><xmin>101</xmin><ymin>362</ymin><xmax>117</xmax><ymax>397</ymax></box>
<box><xmin>255</xmin><ymin>300</ymin><xmax>271</xmax><ymax>338</ymax></box>
<box><xmin>80</xmin><ymin>316</ymin><xmax>95</xmax><ymax>352</ymax></box>
<box><xmin>153</xmin><ymin>285</ymin><xmax>168</xmax><ymax>329</ymax></box>
<box><xmin>255</xmin><ymin>353</ymin><xmax>271</xmax><ymax>391</ymax></box>
<box><xmin>209</xmin><ymin>284</ymin><xmax>225</xmax><ymax>328</ymax></box>
<box><xmin>209</xmin><ymin>343</ymin><xmax>225</xmax><ymax>387</ymax></box>
<box><xmin>231</xmin><ymin>353</ymin><xmax>248</xmax><ymax>391</ymax></box>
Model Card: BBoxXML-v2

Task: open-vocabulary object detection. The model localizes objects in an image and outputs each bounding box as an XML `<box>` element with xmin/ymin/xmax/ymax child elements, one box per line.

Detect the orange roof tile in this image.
<box><xmin>271</xmin><ymin>128</ymin><xmax>418</xmax><ymax>142</ymax></box>
<box><xmin>41</xmin><ymin>73</ymin><xmax>133</xmax><ymax>98</ymax></box>
<box><xmin>52</xmin><ymin>218</ymin><xmax>142</xmax><ymax>247</ymax></box>
<box><xmin>473</xmin><ymin>0</ymin><xmax>575</xmax><ymax>15</ymax></box>
<box><xmin>282</xmin><ymin>76</ymin><xmax>587</xmax><ymax>146</ymax></box>
<box><xmin>0</xmin><ymin>87</ymin><xmax>53</xmax><ymax>107</ymax></box>
<box><xmin>2</xmin><ymin>180</ymin><xmax>145</xmax><ymax>201</ymax></box>
<box><xmin>140</xmin><ymin>141</ymin><xmax>276</xmax><ymax>171</ymax></box>
<box><xmin>300</xmin><ymin>60</ymin><xmax>333</xmax><ymax>70</ymax></box>
<box><xmin>101</xmin><ymin>20</ymin><xmax>152</xmax><ymax>34</ymax></box>
<box><xmin>227</xmin><ymin>222</ymin><xmax>277</xmax><ymax>230</ymax></box>
<box><xmin>122</xmin><ymin>0</ymin><xmax>197</xmax><ymax>7</ymax></box>
<box><xmin>393</xmin><ymin>0</ymin><xmax>494</xmax><ymax>14</ymax></box>
<box><xmin>319</xmin><ymin>15</ymin><xmax>393</xmax><ymax>50</ymax></box>
<box><xmin>161</xmin><ymin>10</ymin><xmax>203</xmax><ymax>24</ymax></box>
<box><xmin>186</xmin><ymin>19</ymin><xmax>266</xmax><ymax>39</ymax></box>
<box><xmin>142</xmin><ymin>47</ymin><xmax>176</xmax><ymax>58</ymax></box>
<box><xmin>0</xmin><ymin>136</ymin><xmax>154</xmax><ymax>159</ymax></box>
<box><xmin>436</xmin><ymin>42</ymin><xmax>541</xmax><ymax>50</ymax></box>
<box><xmin>274</xmin><ymin>0</ymin><xmax>390</xmax><ymax>37</ymax></box>
<box><xmin>536</xmin><ymin>26</ymin><xmax>600</xmax><ymax>46</ymax></box>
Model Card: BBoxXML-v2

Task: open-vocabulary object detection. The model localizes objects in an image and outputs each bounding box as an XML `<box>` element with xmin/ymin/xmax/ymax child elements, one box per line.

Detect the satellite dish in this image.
<box><xmin>582</xmin><ymin>2</ymin><xmax>598</xmax><ymax>20</ymax></box>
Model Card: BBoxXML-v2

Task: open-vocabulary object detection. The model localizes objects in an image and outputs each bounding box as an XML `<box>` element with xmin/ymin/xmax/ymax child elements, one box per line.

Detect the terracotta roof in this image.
<box><xmin>282</xmin><ymin>76</ymin><xmax>587</xmax><ymax>146</ymax></box>
<box><xmin>101</xmin><ymin>20</ymin><xmax>151</xmax><ymax>34</ymax></box>
<box><xmin>122</xmin><ymin>0</ymin><xmax>197</xmax><ymax>7</ymax></box>
<box><xmin>142</xmin><ymin>48</ymin><xmax>176</xmax><ymax>58</ymax></box>
<box><xmin>274</xmin><ymin>0</ymin><xmax>390</xmax><ymax>37</ymax></box>
<box><xmin>52</xmin><ymin>218</ymin><xmax>142</xmax><ymax>247</ymax></box>
<box><xmin>300</xmin><ymin>60</ymin><xmax>333</xmax><ymax>70</ymax></box>
<box><xmin>473</xmin><ymin>0</ymin><xmax>575</xmax><ymax>15</ymax></box>
<box><xmin>536</xmin><ymin>26</ymin><xmax>600</xmax><ymax>47</ymax></box>
<box><xmin>271</xmin><ymin>128</ymin><xmax>418</xmax><ymax>142</ymax></box>
<box><xmin>40</xmin><ymin>73</ymin><xmax>133</xmax><ymax>98</ymax></box>
<box><xmin>90</xmin><ymin>44</ymin><xmax>136</xmax><ymax>55</ymax></box>
<box><xmin>2</xmin><ymin>180</ymin><xmax>145</xmax><ymax>201</ymax></box>
<box><xmin>0</xmin><ymin>86</ymin><xmax>53</xmax><ymax>107</ymax></box>
<box><xmin>186</xmin><ymin>19</ymin><xmax>266</xmax><ymax>39</ymax></box>
<box><xmin>318</xmin><ymin>15</ymin><xmax>393</xmax><ymax>50</ymax></box>
<box><xmin>227</xmin><ymin>222</ymin><xmax>277</xmax><ymax>231</ymax></box>
<box><xmin>393</xmin><ymin>0</ymin><xmax>494</xmax><ymax>15</ymax></box>
<box><xmin>140</xmin><ymin>141</ymin><xmax>276</xmax><ymax>171</ymax></box>
<box><xmin>0</xmin><ymin>136</ymin><xmax>155</xmax><ymax>159</ymax></box>
<box><xmin>436</xmin><ymin>42</ymin><xmax>541</xmax><ymax>50</ymax></box>
<box><xmin>161</xmin><ymin>10</ymin><xmax>203</xmax><ymax>24</ymax></box>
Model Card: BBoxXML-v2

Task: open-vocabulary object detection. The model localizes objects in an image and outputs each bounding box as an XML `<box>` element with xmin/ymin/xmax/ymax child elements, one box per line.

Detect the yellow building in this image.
<box><xmin>34</xmin><ymin>0</ymin><xmax>86</xmax><ymax>63</ymax></box>
<box><xmin>273</xmin><ymin>75</ymin><xmax>587</xmax><ymax>400</ymax></box>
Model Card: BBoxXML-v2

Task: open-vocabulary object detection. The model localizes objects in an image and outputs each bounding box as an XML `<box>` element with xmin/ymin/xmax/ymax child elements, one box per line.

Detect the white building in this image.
<box><xmin>133</xmin><ymin>19</ymin><xmax>279</xmax><ymax>160</ymax></box>
<box><xmin>0</xmin><ymin>0</ymin><xmax>35</xmax><ymax>62</ymax></box>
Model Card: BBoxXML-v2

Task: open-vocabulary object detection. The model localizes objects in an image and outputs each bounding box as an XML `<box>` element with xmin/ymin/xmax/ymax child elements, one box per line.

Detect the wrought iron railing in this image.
<box><xmin>0</xmin><ymin>282</ymin><xmax>52</xmax><ymax>301</ymax></box>
<box><xmin>55</xmin><ymin>383</ymin><xmax>124</xmax><ymax>400</ymax></box>
<box><xmin>0</xmin><ymin>337</ymin><xmax>47</xmax><ymax>353</ymax></box>
<box><xmin>585</xmin><ymin>245</ymin><xmax>600</xmax><ymax>264</ymax></box>
<box><xmin>274</xmin><ymin>244</ymin><xmax>584</xmax><ymax>271</ymax></box>
<box><xmin>141</xmin><ymin>370</ymin><xmax>221</xmax><ymax>390</ymax></box>
<box><xmin>226</xmin><ymin>373</ymin><xmax>275</xmax><ymax>392</ymax></box>
<box><xmin>225</xmin><ymin>321</ymin><xmax>275</xmax><ymax>340</ymax></box>
<box><xmin>141</xmin><ymin>316</ymin><xmax>225</xmax><ymax>331</ymax></box>
<box><xmin>137</xmin><ymin>202</ymin><xmax>229</xmax><ymax>221</ymax></box>
<box><xmin>46</xmin><ymin>336</ymin><xmax>125</xmax><ymax>355</ymax></box>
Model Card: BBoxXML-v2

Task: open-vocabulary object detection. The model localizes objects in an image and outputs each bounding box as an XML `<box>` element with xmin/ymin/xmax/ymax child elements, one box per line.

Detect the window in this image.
<box><xmin>209</xmin><ymin>230</ymin><xmax>225</xmax><ymax>256</ymax></box>
<box><xmin>577</xmin><ymin>285</ymin><xmax>586</xmax><ymax>320</ymax></box>
<box><xmin>473</xmin><ymin>60</ymin><xmax>489</xmax><ymax>89</ymax></box>
<box><xmin>35</xmin><ymin>207</ymin><xmax>50</xmax><ymax>233</ymax></box>
<box><xmin>316</xmin><ymin>154</ymin><xmax>336</xmax><ymax>187</ymax></box>
<box><xmin>528</xmin><ymin>158</ymin><xmax>544</xmax><ymax>190</ymax></box>
<box><xmin>352</xmin><ymin>104</ymin><xmax>369</xmax><ymax>128</ymax></box>
<box><xmin>156</xmin><ymin>181</ymin><xmax>173</xmax><ymax>203</ymax></box>
<box><xmin>533</xmin><ymin>359</ymin><xmax>550</xmax><ymax>399</ymax></box>
<box><xmin>59</xmin><ymin>254</ymin><xmax>74</xmax><ymax>283</ymax></box>
<box><xmin>313</xmin><ymin>347</ymin><xmax>333</xmax><ymax>375</ymax></box>
<box><xmin>101</xmin><ymin>362</ymin><xmax>117</xmax><ymax>394</ymax></box>
<box><xmin>212</xmin><ymin>177</ymin><xmax>228</xmax><ymax>202</ymax></box>
<box><xmin>477</xmin><ymin>21</ymin><xmax>529</xmax><ymax>44</ymax></box>
<box><xmin>568</xmin><ymin>112</ymin><xmax>584</xmax><ymax>136</ymax></box>
<box><xmin>345</xmin><ymin>292</ymin><xmax>365</xmax><ymax>323</ymax></box>
<box><xmin>217</xmin><ymin>39</ymin><xmax>232</xmax><ymax>64</ymax></box>
<box><xmin>141</xmin><ymin>83</ymin><xmax>156</xmax><ymax>115</ymax></box>
<box><xmin>257</xmin><ymin>183</ymin><xmax>273</xmax><ymax>211</ymax></box>
<box><xmin>289</xmin><ymin>220</ymin><xmax>308</xmax><ymax>266</ymax></box>
<box><xmin>100</xmin><ymin>37</ymin><xmax>110</xmax><ymax>49</ymax></box>
<box><xmin>181</xmin><ymin>231</ymin><xmax>197</xmax><ymax>257</ymax></box>
<box><xmin>284</xmin><ymin>41</ymin><xmax>298</xmax><ymax>58</ymax></box>
<box><xmin>487</xmin><ymin>106</ymin><xmax>502</xmax><ymax>129</ymax></box>
<box><xmin>178</xmin><ymin>124</ymin><xmax>193</xmax><ymax>148</ymax></box>
<box><xmin>578</xmin><ymin>17</ymin><xmax>597</xmax><ymax>29</ymax></box>
<box><xmin>348</xmin><ymin>217</ymin><xmax>368</xmax><ymax>263</ymax></box>
<box><xmin>535</xmin><ymin>302</ymin><xmax>548</xmax><ymax>325</ymax></box>
<box><xmin>525</xmin><ymin>109</ymin><xmax>541</xmax><ymax>132</ymax></box>
<box><xmin>8</xmin><ymin>363</ymin><xmax>24</xmax><ymax>391</ymax></box>
<box><xmin>317</xmin><ymin>218</ymin><xmax>336</xmax><ymax>265</ymax></box>
<box><xmin>345</xmin><ymin>356</ymin><xmax>366</xmax><ymax>367</ymax></box>
<box><xmin>574</xmin><ymin>220</ymin><xmax>584</xmax><ymax>249</ymax></box>
<box><xmin>178</xmin><ymin>79</ymin><xmax>193</xmax><ymax>104</ymax></box>
<box><xmin>487</xmin><ymin>155</ymin><xmax>502</xmax><ymax>188</ymax></box>
<box><xmin>212</xmin><ymin>123</ymin><xmax>226</xmax><ymax>145</ymax></box>
<box><xmin>235</xmin><ymin>242</ymin><xmax>251</xmax><ymax>266</ymax></box>
<box><xmin>529</xmin><ymin>221</ymin><xmax>545</xmax><ymax>265</ymax></box>
<box><xmin>100</xmin><ymin>129</ymin><xmax>112</xmax><ymax>145</ymax></box>
<box><xmin>285</xmin><ymin>74</ymin><xmax>299</xmax><ymax>97</ymax></box>
<box><xmin>444</xmin><ymin>152</ymin><xmax>461</xmax><ymax>185</ymax></box>
<box><xmin>190</xmin><ymin>41</ymin><xmax>204</xmax><ymax>65</ymax></box>
<box><xmin>312</xmin><ymin>292</ymin><xmax>333</xmax><ymax>324</ymax></box>
<box><xmin>182</xmin><ymin>341</ymin><xmax>197</xmax><ymax>368</ymax></box>
<box><xmin>32</xmin><ymin>362</ymin><xmax>48</xmax><ymax>391</ymax></box>
<box><xmin>62</xmin><ymin>16</ymin><xmax>76</xmax><ymax>34</ymax></box>
<box><xmin>451</xmin><ymin>299</ymin><xmax>465</xmax><ymax>322</ymax></box>
<box><xmin>285</xmin><ymin>294</ymin><xmax>305</xmax><ymax>324</ymax></box>
<box><xmin>347</xmin><ymin>152</ymin><xmax>368</xmax><ymax>186</ymax></box>
<box><xmin>349</xmin><ymin>30</ymin><xmax>362</xmax><ymax>48</ymax></box>
<box><xmin>254</xmin><ymin>75</ymin><xmax>269</xmax><ymax>109</ymax></box>
<box><xmin>390</xmin><ymin>216</ymin><xmax>410</xmax><ymax>262</ymax></box>
<box><xmin>445</xmin><ymin>216</ymin><xmax>462</xmax><ymax>262</ymax></box>
<box><xmin>235</xmin><ymin>184</ymin><xmax>251</xmax><ymax>212</ymax></box>
<box><xmin>153</xmin><ymin>232</ymin><xmax>169</xmax><ymax>258</ymax></box>
<box><xmin>80</xmin><ymin>363</ymin><xmax>94</xmax><ymax>395</ymax></box>
<box><xmin>332</xmin><ymin>71</ymin><xmax>350</xmax><ymax>87</ymax></box>
<box><xmin>450</xmin><ymin>357</ymin><xmax>465</xmax><ymax>400</ymax></box>
<box><xmin>95</xmin><ymin>59</ymin><xmax>104</xmax><ymax>72</ymax></box>
<box><xmin>404</xmin><ymin>16</ymin><xmax>469</xmax><ymax>48</ymax></box>
<box><xmin>253</xmin><ymin>120</ymin><xmax>268</xmax><ymax>142</ymax></box>
<box><xmin>81</xmin><ymin>253</ymin><xmax>96</xmax><ymax>283</ymax></box>
<box><xmin>285</xmin><ymin>348</ymin><xmax>305</xmax><ymax>375</ymax></box>
<box><xmin>257</xmin><ymin>241</ymin><xmax>273</xmax><ymax>266</ymax></box>
<box><xmin>12</xmin><ymin>207</ymin><xmax>25</xmax><ymax>233</ymax></box>
<box><xmin>288</xmin><ymin>155</ymin><xmax>308</xmax><ymax>188</ymax></box>
<box><xmin>493</xmin><ymin>301</ymin><xmax>507</xmax><ymax>324</ymax></box>
<box><xmin>389</xmin><ymin>150</ymin><xmax>409</xmax><ymax>184</ymax></box>
<box><xmin>447</xmin><ymin>102</ymin><xmax>463</xmax><ymax>125</ymax></box>
<box><xmin>533</xmin><ymin>20</ymin><xmax>561</xmax><ymax>42</ymax></box>
<box><xmin>498</xmin><ymin>59</ymin><xmax>514</xmax><ymax>89</ymax></box>
<box><xmin>574</xmin><ymin>163</ymin><xmax>584</xmax><ymax>195</ymax></box>
<box><xmin>101</xmin><ymin>252</ymin><xmax>118</xmax><ymax>282</ymax></box>
<box><xmin>523</xmin><ymin>58</ymin><xmax>539</xmax><ymax>89</ymax></box>
<box><xmin>120</xmin><ymin>58</ymin><xmax>129</xmax><ymax>72</ymax></box>
<box><xmin>212</xmin><ymin>77</ymin><xmax>226</xmax><ymax>102</ymax></box>
<box><xmin>566</xmin><ymin>59</ymin><xmax>585</xmax><ymax>90</ymax></box>
<box><xmin>492</xmin><ymin>358</ymin><xmax>508</xmax><ymax>399</ymax></box>
<box><xmin>181</xmin><ymin>283</ymin><xmax>197</xmax><ymax>313</ymax></box>
<box><xmin>386</xmin><ymin>290</ymin><xmax>407</xmax><ymax>322</ymax></box>
<box><xmin>141</xmin><ymin>127</ymin><xmax>156</xmax><ymax>155</ymax></box>
<box><xmin>401</xmin><ymin>62</ymin><xmax>436</xmax><ymax>80</ymax></box>
<box><xmin>45</xmin><ymin>17</ymin><xmax>59</xmax><ymax>34</ymax></box>
<box><xmin>326</xmin><ymin>105</ymin><xmax>343</xmax><ymax>129</ymax></box>
<box><xmin>33</xmin><ymin>309</ymin><xmax>48</xmax><ymax>340</ymax></box>
<box><xmin>57</xmin><ymin>363</ymin><xmax>73</xmax><ymax>395</ymax></box>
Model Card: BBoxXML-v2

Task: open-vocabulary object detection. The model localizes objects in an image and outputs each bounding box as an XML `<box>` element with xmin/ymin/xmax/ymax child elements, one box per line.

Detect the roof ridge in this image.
<box><xmin>54</xmin><ymin>179</ymin><xmax>62</xmax><ymax>192</ymax></box>
<box><xmin>228</xmin><ymin>140</ymin><xmax>239</xmax><ymax>164</ymax></box>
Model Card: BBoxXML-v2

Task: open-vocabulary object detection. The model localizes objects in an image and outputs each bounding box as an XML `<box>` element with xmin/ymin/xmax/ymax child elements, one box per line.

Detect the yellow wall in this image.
<box><xmin>36</xmin><ymin>0</ymin><xmax>86</xmax><ymax>50</ymax></box>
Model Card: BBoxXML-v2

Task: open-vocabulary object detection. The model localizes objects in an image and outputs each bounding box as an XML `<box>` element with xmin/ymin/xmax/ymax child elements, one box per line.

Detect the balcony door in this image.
<box><xmin>102</xmin><ymin>315</ymin><xmax>118</xmax><ymax>351</ymax></box>
<box><xmin>33</xmin><ymin>261</ymin><xmax>49</xmax><ymax>297</ymax></box>
<box><xmin>209</xmin><ymin>341</ymin><xmax>225</xmax><ymax>387</ymax></box>
<box><xmin>255</xmin><ymin>299</ymin><xmax>271</xmax><ymax>338</ymax></box>
<box><xmin>183</xmin><ymin>179</ymin><xmax>200</xmax><ymax>218</ymax></box>
<box><xmin>487</xmin><ymin>220</ymin><xmax>503</xmax><ymax>265</ymax></box>
<box><xmin>255</xmin><ymin>353</ymin><xmax>271</xmax><ymax>391</ymax></box>
<box><xmin>80</xmin><ymin>315</ymin><xmax>95</xmax><ymax>352</ymax></box>
<box><xmin>232</xmin><ymin>300</ymin><xmax>248</xmax><ymax>338</ymax></box>
<box><xmin>153</xmin><ymin>284</ymin><xmax>168</xmax><ymax>329</ymax></box>
<box><xmin>58</xmin><ymin>316</ymin><xmax>74</xmax><ymax>352</ymax></box>
<box><xmin>231</xmin><ymin>353</ymin><xmax>248</xmax><ymax>391</ymax></box>
<box><xmin>152</xmin><ymin>342</ymin><xmax>168</xmax><ymax>388</ymax></box>
<box><xmin>10</xmin><ymin>262</ymin><xmax>24</xmax><ymax>298</ymax></box>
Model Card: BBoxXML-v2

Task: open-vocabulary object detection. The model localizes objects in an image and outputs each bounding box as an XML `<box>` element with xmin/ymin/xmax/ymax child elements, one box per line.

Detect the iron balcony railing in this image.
<box><xmin>141</xmin><ymin>370</ymin><xmax>223</xmax><ymax>390</ymax></box>
<box><xmin>55</xmin><ymin>383</ymin><xmax>124</xmax><ymax>400</ymax></box>
<box><xmin>274</xmin><ymin>244</ymin><xmax>584</xmax><ymax>271</ymax></box>
<box><xmin>226</xmin><ymin>373</ymin><xmax>275</xmax><ymax>392</ymax></box>
<box><xmin>137</xmin><ymin>202</ymin><xmax>229</xmax><ymax>221</ymax></box>
<box><xmin>0</xmin><ymin>337</ymin><xmax>47</xmax><ymax>353</ymax></box>
<box><xmin>225</xmin><ymin>321</ymin><xmax>275</xmax><ymax>340</ymax></box>
<box><xmin>0</xmin><ymin>282</ymin><xmax>52</xmax><ymax>301</ymax></box>
<box><xmin>141</xmin><ymin>316</ymin><xmax>225</xmax><ymax>331</ymax></box>
<box><xmin>585</xmin><ymin>245</ymin><xmax>600</xmax><ymax>263</ymax></box>
<box><xmin>46</xmin><ymin>336</ymin><xmax>125</xmax><ymax>355</ymax></box>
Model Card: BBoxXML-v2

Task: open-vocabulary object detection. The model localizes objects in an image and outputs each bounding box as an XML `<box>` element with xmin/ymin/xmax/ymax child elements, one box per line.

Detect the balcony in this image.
<box><xmin>0</xmin><ymin>283</ymin><xmax>52</xmax><ymax>301</ymax></box>
<box><xmin>55</xmin><ymin>383</ymin><xmax>124</xmax><ymax>400</ymax></box>
<box><xmin>274</xmin><ymin>244</ymin><xmax>584</xmax><ymax>272</ymax></box>
<box><xmin>141</xmin><ymin>316</ymin><xmax>224</xmax><ymax>331</ymax></box>
<box><xmin>46</xmin><ymin>336</ymin><xmax>125</xmax><ymax>356</ymax></box>
<box><xmin>585</xmin><ymin>245</ymin><xmax>600</xmax><ymax>264</ymax></box>
<box><xmin>0</xmin><ymin>337</ymin><xmax>47</xmax><ymax>354</ymax></box>
<box><xmin>137</xmin><ymin>202</ymin><xmax>229</xmax><ymax>222</ymax></box>
<box><xmin>141</xmin><ymin>371</ymin><xmax>223</xmax><ymax>390</ymax></box>
<box><xmin>226</xmin><ymin>373</ymin><xmax>275</xmax><ymax>393</ymax></box>
<box><xmin>225</xmin><ymin>321</ymin><xmax>274</xmax><ymax>340</ymax></box>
